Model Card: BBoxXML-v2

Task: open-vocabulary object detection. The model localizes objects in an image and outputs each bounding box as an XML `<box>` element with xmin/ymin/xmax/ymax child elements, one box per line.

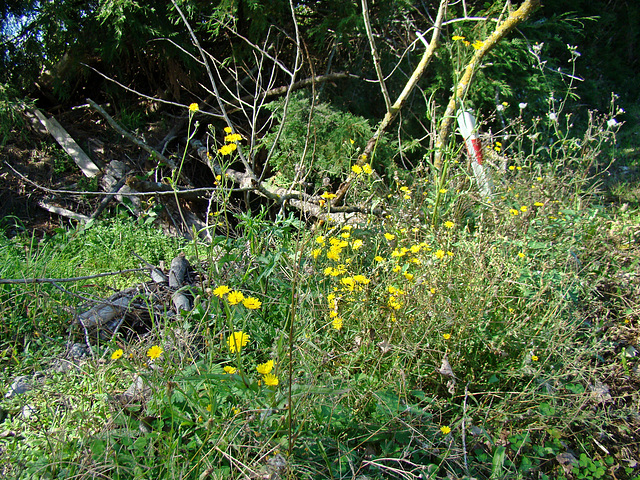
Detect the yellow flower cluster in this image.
<box><xmin>213</xmin><ymin>285</ymin><xmax>262</xmax><ymax>310</ymax></box>
<box><xmin>218</xmin><ymin>126</ymin><xmax>243</xmax><ymax>156</ymax></box>
<box><xmin>351</xmin><ymin>163</ymin><xmax>373</xmax><ymax>175</ymax></box>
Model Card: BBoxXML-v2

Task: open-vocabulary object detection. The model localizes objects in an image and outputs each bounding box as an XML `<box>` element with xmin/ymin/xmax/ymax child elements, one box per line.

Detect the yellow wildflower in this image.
<box><xmin>312</xmin><ymin>248</ymin><xmax>322</xmax><ymax>259</ymax></box>
<box><xmin>332</xmin><ymin>317</ymin><xmax>343</xmax><ymax>330</ymax></box>
<box><xmin>351</xmin><ymin>239</ymin><xmax>363</xmax><ymax>250</ymax></box>
<box><xmin>223</xmin><ymin>366</ymin><xmax>237</xmax><ymax>374</ymax></box>
<box><xmin>218</xmin><ymin>143</ymin><xmax>237</xmax><ymax>155</ymax></box>
<box><xmin>472</xmin><ymin>40</ymin><xmax>484</xmax><ymax>50</ymax></box>
<box><xmin>242</xmin><ymin>296</ymin><xmax>262</xmax><ymax>310</ymax></box>
<box><xmin>363</xmin><ymin>163</ymin><xmax>373</xmax><ymax>174</ymax></box>
<box><xmin>227</xmin><ymin>290</ymin><xmax>245</xmax><ymax>305</ymax></box>
<box><xmin>384</xmin><ymin>233</ymin><xmax>396</xmax><ymax>241</ymax></box>
<box><xmin>534</xmin><ymin>202</ymin><xmax>544</xmax><ymax>207</ymax></box>
<box><xmin>224</xmin><ymin>126</ymin><xmax>233</xmax><ymax>134</ymax></box>
<box><xmin>374</xmin><ymin>255</ymin><xmax>384</xmax><ymax>262</ymax></box>
<box><xmin>188</xmin><ymin>103</ymin><xmax>199</xmax><ymax>112</ymax></box>
<box><xmin>256</xmin><ymin>360</ymin><xmax>274</xmax><ymax>375</ymax></box>
<box><xmin>440</xmin><ymin>426</ymin><xmax>451</xmax><ymax>435</ymax></box>
<box><xmin>224</xmin><ymin>133</ymin><xmax>243</xmax><ymax>143</ymax></box>
<box><xmin>443</xmin><ymin>333</ymin><xmax>451</xmax><ymax>340</ymax></box>
<box><xmin>444</xmin><ymin>221</ymin><xmax>454</xmax><ymax>229</ymax></box>
<box><xmin>352</xmin><ymin>164</ymin><xmax>363</xmax><ymax>174</ymax></box>
<box><xmin>434</xmin><ymin>249</ymin><xmax>445</xmax><ymax>260</ymax></box>
<box><xmin>520</xmin><ymin>205</ymin><xmax>528</xmax><ymax>212</ymax></box>
<box><xmin>263</xmin><ymin>373</ymin><xmax>279</xmax><ymax>386</ymax></box>
<box><xmin>227</xmin><ymin>331</ymin><xmax>249</xmax><ymax>353</ymax></box>
<box><xmin>452</xmin><ymin>35</ymin><xmax>465</xmax><ymax>41</ymax></box>
<box><xmin>111</xmin><ymin>349</ymin><xmax>123</xmax><ymax>360</ymax></box>
<box><xmin>147</xmin><ymin>345</ymin><xmax>163</xmax><ymax>360</ymax></box>
<box><xmin>531</xmin><ymin>355</ymin><xmax>539</xmax><ymax>362</ymax></box>
<box><xmin>213</xmin><ymin>285</ymin><xmax>230</xmax><ymax>298</ymax></box>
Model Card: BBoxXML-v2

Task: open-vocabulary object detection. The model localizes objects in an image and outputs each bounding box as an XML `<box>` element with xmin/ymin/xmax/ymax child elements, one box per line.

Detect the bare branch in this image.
<box><xmin>362</xmin><ymin>0</ymin><xmax>392</xmax><ymax>112</ymax></box>
<box><xmin>0</xmin><ymin>268</ymin><xmax>149</xmax><ymax>285</ymax></box>
<box><xmin>86</xmin><ymin>98</ymin><xmax>177</xmax><ymax>170</ymax></box>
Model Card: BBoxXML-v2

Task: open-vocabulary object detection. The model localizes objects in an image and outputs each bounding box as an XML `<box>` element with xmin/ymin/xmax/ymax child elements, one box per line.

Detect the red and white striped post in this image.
<box><xmin>457</xmin><ymin>110</ymin><xmax>493</xmax><ymax>199</ymax></box>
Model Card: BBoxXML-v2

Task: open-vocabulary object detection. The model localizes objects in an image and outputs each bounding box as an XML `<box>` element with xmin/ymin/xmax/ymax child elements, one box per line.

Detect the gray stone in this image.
<box><xmin>5</xmin><ymin>376</ymin><xmax>32</xmax><ymax>399</ymax></box>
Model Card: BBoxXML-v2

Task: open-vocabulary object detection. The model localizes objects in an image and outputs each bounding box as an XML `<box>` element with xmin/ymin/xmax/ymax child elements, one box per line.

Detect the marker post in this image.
<box><xmin>457</xmin><ymin>110</ymin><xmax>493</xmax><ymax>199</ymax></box>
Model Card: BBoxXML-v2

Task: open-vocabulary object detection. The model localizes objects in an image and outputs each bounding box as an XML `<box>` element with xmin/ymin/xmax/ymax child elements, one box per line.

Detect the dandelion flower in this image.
<box><xmin>443</xmin><ymin>333</ymin><xmax>451</xmax><ymax>340</ymax></box>
<box><xmin>223</xmin><ymin>366</ymin><xmax>237</xmax><ymax>374</ymax></box>
<box><xmin>403</xmin><ymin>272</ymin><xmax>414</xmax><ymax>281</ymax></box>
<box><xmin>332</xmin><ymin>317</ymin><xmax>343</xmax><ymax>330</ymax></box>
<box><xmin>444</xmin><ymin>221</ymin><xmax>454</xmax><ymax>229</ymax></box>
<box><xmin>189</xmin><ymin>103</ymin><xmax>199</xmax><ymax>112</ymax></box>
<box><xmin>256</xmin><ymin>360</ymin><xmax>274</xmax><ymax>375</ymax></box>
<box><xmin>147</xmin><ymin>345</ymin><xmax>163</xmax><ymax>360</ymax></box>
<box><xmin>452</xmin><ymin>35</ymin><xmax>465</xmax><ymax>41</ymax></box>
<box><xmin>352</xmin><ymin>164</ymin><xmax>363</xmax><ymax>174</ymax></box>
<box><xmin>263</xmin><ymin>373</ymin><xmax>279</xmax><ymax>386</ymax></box>
<box><xmin>384</xmin><ymin>233</ymin><xmax>396</xmax><ymax>241</ymax></box>
<box><xmin>227</xmin><ymin>331</ymin><xmax>249</xmax><ymax>353</ymax></box>
<box><xmin>111</xmin><ymin>349</ymin><xmax>124</xmax><ymax>360</ymax></box>
<box><xmin>520</xmin><ymin>206</ymin><xmax>528</xmax><ymax>212</ymax></box>
<box><xmin>534</xmin><ymin>202</ymin><xmax>544</xmax><ymax>207</ymax></box>
<box><xmin>352</xmin><ymin>239</ymin><xmax>364</xmax><ymax>250</ymax></box>
<box><xmin>227</xmin><ymin>290</ymin><xmax>245</xmax><ymax>305</ymax></box>
<box><xmin>363</xmin><ymin>163</ymin><xmax>373</xmax><ymax>174</ymax></box>
<box><xmin>440</xmin><ymin>426</ymin><xmax>451</xmax><ymax>435</ymax></box>
<box><xmin>518</xmin><ymin>252</ymin><xmax>526</xmax><ymax>258</ymax></box>
<box><xmin>509</xmin><ymin>209</ymin><xmax>519</xmax><ymax>216</ymax></box>
<box><xmin>213</xmin><ymin>285</ymin><xmax>230</xmax><ymax>298</ymax></box>
<box><xmin>472</xmin><ymin>40</ymin><xmax>484</xmax><ymax>50</ymax></box>
<box><xmin>312</xmin><ymin>248</ymin><xmax>322</xmax><ymax>259</ymax></box>
<box><xmin>374</xmin><ymin>255</ymin><xmax>384</xmax><ymax>262</ymax></box>
<box><xmin>224</xmin><ymin>126</ymin><xmax>233</xmax><ymax>134</ymax></box>
<box><xmin>439</xmin><ymin>188</ymin><xmax>447</xmax><ymax>194</ymax></box>
<box><xmin>316</xmin><ymin>235</ymin><xmax>326</xmax><ymax>244</ymax></box>
<box><xmin>434</xmin><ymin>249</ymin><xmax>445</xmax><ymax>260</ymax></box>
<box><xmin>243</xmin><ymin>296</ymin><xmax>262</xmax><ymax>310</ymax></box>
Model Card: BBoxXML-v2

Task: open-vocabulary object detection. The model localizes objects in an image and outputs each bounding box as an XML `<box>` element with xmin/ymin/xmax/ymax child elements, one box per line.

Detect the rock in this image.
<box><xmin>5</xmin><ymin>376</ymin><xmax>32</xmax><ymax>399</ymax></box>
<box><xmin>68</xmin><ymin>343</ymin><xmax>90</xmax><ymax>359</ymax></box>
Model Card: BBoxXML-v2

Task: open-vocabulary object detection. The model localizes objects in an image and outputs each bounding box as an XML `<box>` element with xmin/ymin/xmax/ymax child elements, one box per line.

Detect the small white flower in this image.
<box><xmin>548</xmin><ymin>112</ymin><xmax>558</xmax><ymax>122</ymax></box>
<box><xmin>519</xmin><ymin>102</ymin><xmax>527</xmax><ymax>110</ymax></box>
<box><xmin>607</xmin><ymin>118</ymin><xmax>619</xmax><ymax>128</ymax></box>
<box><xmin>496</xmin><ymin>104</ymin><xmax>505</xmax><ymax>112</ymax></box>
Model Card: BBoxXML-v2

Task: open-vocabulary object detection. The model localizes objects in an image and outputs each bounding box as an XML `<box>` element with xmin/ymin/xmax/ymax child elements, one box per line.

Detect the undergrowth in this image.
<box><xmin>1</xmin><ymin>66</ymin><xmax>640</xmax><ymax>480</ymax></box>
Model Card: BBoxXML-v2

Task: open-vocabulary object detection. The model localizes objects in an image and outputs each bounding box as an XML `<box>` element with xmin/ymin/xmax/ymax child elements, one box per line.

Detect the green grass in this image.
<box><xmin>1</xmin><ymin>119</ymin><xmax>639</xmax><ymax>480</ymax></box>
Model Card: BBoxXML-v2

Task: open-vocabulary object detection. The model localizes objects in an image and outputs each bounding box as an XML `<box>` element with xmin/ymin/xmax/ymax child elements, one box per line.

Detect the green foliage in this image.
<box><xmin>0</xmin><ymin>83</ymin><xmax>29</xmax><ymax>145</ymax></box>
<box><xmin>263</xmin><ymin>92</ymin><xmax>395</xmax><ymax>188</ymax></box>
